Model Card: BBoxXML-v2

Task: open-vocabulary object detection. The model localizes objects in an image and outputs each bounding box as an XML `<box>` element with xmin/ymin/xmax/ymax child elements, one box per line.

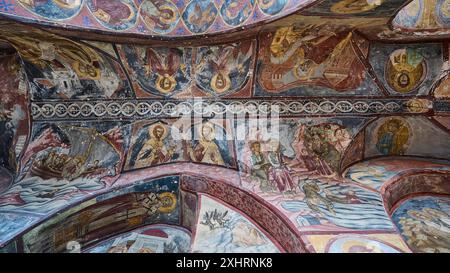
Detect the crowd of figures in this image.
<box><xmin>243</xmin><ymin>122</ymin><xmax>351</xmax><ymax>193</ymax></box>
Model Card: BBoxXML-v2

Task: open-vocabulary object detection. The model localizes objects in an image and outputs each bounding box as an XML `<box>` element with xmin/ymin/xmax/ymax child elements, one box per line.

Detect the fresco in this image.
<box><xmin>302</xmin><ymin>0</ymin><xmax>407</xmax><ymax>17</ymax></box>
<box><xmin>0</xmin><ymin>1</ymin><xmax>315</xmax><ymax>37</ymax></box>
<box><xmin>393</xmin><ymin>0</ymin><xmax>450</xmax><ymax>31</ymax></box>
<box><xmin>192</xmin><ymin>194</ymin><xmax>280</xmax><ymax>253</ymax></box>
<box><xmin>0</xmin><ymin>54</ymin><xmax>29</xmax><ymax>175</ymax></box>
<box><xmin>117</xmin><ymin>40</ymin><xmax>255</xmax><ymax>98</ymax></box>
<box><xmin>326</xmin><ymin>236</ymin><xmax>403</xmax><ymax>253</ymax></box>
<box><xmin>220</xmin><ymin>0</ymin><xmax>255</xmax><ymax>26</ymax></box>
<box><xmin>182</xmin><ymin>0</ymin><xmax>218</xmax><ymax>34</ymax></box>
<box><xmin>194</xmin><ymin>40</ymin><xmax>254</xmax><ymax>96</ymax></box>
<box><xmin>369</xmin><ymin>43</ymin><xmax>442</xmax><ymax>95</ymax></box>
<box><xmin>86</xmin><ymin>0</ymin><xmax>138</xmax><ymax>31</ymax></box>
<box><xmin>345</xmin><ymin>157</ymin><xmax>450</xmax><ymax>191</ymax></box>
<box><xmin>0</xmin><ymin>28</ymin><xmax>133</xmax><ymax>100</ymax></box>
<box><xmin>125</xmin><ymin>120</ymin><xmax>185</xmax><ymax>170</ymax></box>
<box><xmin>86</xmin><ymin>224</ymin><xmax>191</xmax><ymax>253</ymax></box>
<box><xmin>280</xmin><ymin>179</ymin><xmax>395</xmax><ymax>231</ymax></box>
<box><xmin>365</xmin><ymin>116</ymin><xmax>450</xmax><ymax>159</ymax></box>
<box><xmin>236</xmin><ymin>117</ymin><xmax>365</xmax><ymax>191</ymax></box>
<box><xmin>187</xmin><ymin>120</ymin><xmax>236</xmax><ymax>168</ymax></box>
<box><xmin>255</xmin><ymin>24</ymin><xmax>381</xmax><ymax>96</ymax></box>
<box><xmin>139</xmin><ymin>0</ymin><xmax>181</xmax><ymax>34</ymax></box>
<box><xmin>392</xmin><ymin>196</ymin><xmax>450</xmax><ymax>253</ymax></box>
<box><xmin>119</xmin><ymin>45</ymin><xmax>191</xmax><ymax>98</ymax></box>
<box><xmin>19</xmin><ymin>176</ymin><xmax>179</xmax><ymax>252</ymax></box>
<box><xmin>17</xmin><ymin>0</ymin><xmax>83</xmax><ymax>20</ymax></box>
<box><xmin>258</xmin><ymin>0</ymin><xmax>288</xmax><ymax>15</ymax></box>
<box><xmin>0</xmin><ymin>121</ymin><xmax>128</xmax><ymax>245</ymax></box>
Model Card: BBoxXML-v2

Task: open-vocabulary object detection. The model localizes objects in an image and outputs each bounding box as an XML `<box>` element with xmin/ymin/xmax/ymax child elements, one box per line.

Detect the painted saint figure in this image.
<box><xmin>189</xmin><ymin>122</ymin><xmax>225</xmax><ymax>166</ymax></box>
<box><xmin>134</xmin><ymin>124</ymin><xmax>176</xmax><ymax>168</ymax></box>
<box><xmin>376</xmin><ymin>118</ymin><xmax>409</xmax><ymax>155</ymax></box>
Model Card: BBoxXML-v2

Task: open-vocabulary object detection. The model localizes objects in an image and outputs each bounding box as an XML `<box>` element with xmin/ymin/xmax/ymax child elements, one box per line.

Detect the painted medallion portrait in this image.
<box><xmin>257</xmin><ymin>0</ymin><xmax>287</xmax><ymax>16</ymax></box>
<box><xmin>139</xmin><ymin>0</ymin><xmax>181</xmax><ymax>34</ymax></box>
<box><xmin>187</xmin><ymin>121</ymin><xmax>235</xmax><ymax>168</ymax></box>
<box><xmin>18</xmin><ymin>0</ymin><xmax>83</xmax><ymax>20</ymax></box>
<box><xmin>220</xmin><ymin>0</ymin><xmax>255</xmax><ymax>27</ymax></box>
<box><xmin>385</xmin><ymin>48</ymin><xmax>426</xmax><ymax>93</ymax></box>
<box><xmin>182</xmin><ymin>0</ymin><xmax>218</xmax><ymax>34</ymax></box>
<box><xmin>87</xmin><ymin>0</ymin><xmax>138</xmax><ymax>31</ymax></box>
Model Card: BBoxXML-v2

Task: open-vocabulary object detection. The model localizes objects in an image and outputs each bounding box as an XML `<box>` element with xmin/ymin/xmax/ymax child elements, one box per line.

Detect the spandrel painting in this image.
<box><xmin>256</xmin><ymin>24</ymin><xmax>381</xmax><ymax>96</ymax></box>
<box><xmin>220</xmin><ymin>0</ymin><xmax>255</xmax><ymax>26</ymax></box>
<box><xmin>370</xmin><ymin>43</ymin><xmax>442</xmax><ymax>95</ymax></box>
<box><xmin>20</xmin><ymin>176</ymin><xmax>180</xmax><ymax>252</ymax></box>
<box><xmin>279</xmin><ymin>179</ymin><xmax>395</xmax><ymax>231</ymax></box>
<box><xmin>118</xmin><ymin>40</ymin><xmax>255</xmax><ymax>98</ymax></box>
<box><xmin>182</xmin><ymin>0</ymin><xmax>218</xmax><ymax>34</ymax></box>
<box><xmin>392</xmin><ymin>196</ymin><xmax>450</xmax><ymax>253</ymax></box>
<box><xmin>0</xmin><ymin>121</ymin><xmax>129</xmax><ymax>244</ymax></box>
<box><xmin>194</xmin><ymin>40</ymin><xmax>254</xmax><ymax>97</ymax></box>
<box><xmin>118</xmin><ymin>45</ymin><xmax>192</xmax><ymax>98</ymax></box>
<box><xmin>192</xmin><ymin>195</ymin><xmax>280</xmax><ymax>253</ymax></box>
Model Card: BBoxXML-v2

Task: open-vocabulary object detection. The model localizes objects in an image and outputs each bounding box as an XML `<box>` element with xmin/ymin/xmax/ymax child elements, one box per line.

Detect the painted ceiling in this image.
<box><xmin>0</xmin><ymin>0</ymin><xmax>449</xmax><ymax>253</ymax></box>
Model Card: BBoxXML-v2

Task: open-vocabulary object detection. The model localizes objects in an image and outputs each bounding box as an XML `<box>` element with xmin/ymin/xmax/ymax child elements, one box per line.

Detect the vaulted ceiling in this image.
<box><xmin>0</xmin><ymin>0</ymin><xmax>449</xmax><ymax>253</ymax></box>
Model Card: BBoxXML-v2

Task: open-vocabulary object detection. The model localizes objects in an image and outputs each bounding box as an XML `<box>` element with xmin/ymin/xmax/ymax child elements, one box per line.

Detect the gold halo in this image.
<box><xmin>157</xmin><ymin>192</ymin><xmax>177</xmax><ymax>213</ymax></box>
<box><xmin>197</xmin><ymin>122</ymin><xmax>216</xmax><ymax>140</ymax></box>
<box><xmin>148</xmin><ymin>123</ymin><xmax>168</xmax><ymax>139</ymax></box>
<box><xmin>156</xmin><ymin>74</ymin><xmax>176</xmax><ymax>94</ymax></box>
<box><xmin>211</xmin><ymin>72</ymin><xmax>231</xmax><ymax>93</ymax></box>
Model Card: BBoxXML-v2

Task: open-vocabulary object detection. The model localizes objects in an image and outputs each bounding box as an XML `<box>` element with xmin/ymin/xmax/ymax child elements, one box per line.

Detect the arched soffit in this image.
<box><xmin>0</xmin><ymin>0</ymin><xmax>318</xmax><ymax>41</ymax></box>
<box><xmin>0</xmin><ymin>172</ymin><xmax>305</xmax><ymax>253</ymax></box>
<box><xmin>382</xmin><ymin>171</ymin><xmax>450</xmax><ymax>214</ymax></box>
<box><xmin>0</xmin><ymin>163</ymin><xmax>306</xmax><ymax>253</ymax></box>
<box><xmin>391</xmin><ymin>0</ymin><xmax>450</xmax><ymax>36</ymax></box>
<box><xmin>344</xmin><ymin>156</ymin><xmax>450</xmax><ymax>193</ymax></box>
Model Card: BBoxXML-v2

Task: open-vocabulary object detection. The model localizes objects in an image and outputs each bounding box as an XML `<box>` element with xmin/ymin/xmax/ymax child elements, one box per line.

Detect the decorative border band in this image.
<box><xmin>31</xmin><ymin>99</ymin><xmax>426</xmax><ymax>121</ymax></box>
